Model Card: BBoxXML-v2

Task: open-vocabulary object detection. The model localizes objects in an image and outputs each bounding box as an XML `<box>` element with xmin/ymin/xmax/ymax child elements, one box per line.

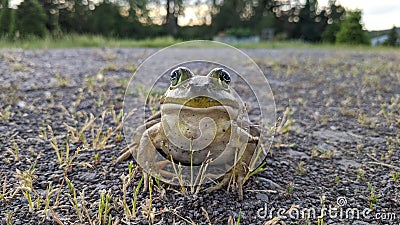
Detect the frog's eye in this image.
<box><xmin>170</xmin><ymin>67</ymin><xmax>194</xmax><ymax>86</ymax></box>
<box><xmin>170</xmin><ymin>70</ymin><xmax>180</xmax><ymax>86</ymax></box>
<box><xmin>219</xmin><ymin>70</ymin><xmax>231</xmax><ymax>85</ymax></box>
<box><xmin>207</xmin><ymin>68</ymin><xmax>231</xmax><ymax>85</ymax></box>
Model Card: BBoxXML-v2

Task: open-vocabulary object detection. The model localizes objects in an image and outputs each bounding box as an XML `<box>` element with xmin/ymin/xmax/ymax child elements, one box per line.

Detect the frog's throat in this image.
<box><xmin>161</xmin><ymin>103</ymin><xmax>239</xmax><ymax>119</ymax></box>
<box><xmin>161</xmin><ymin>96</ymin><xmax>239</xmax><ymax>109</ymax></box>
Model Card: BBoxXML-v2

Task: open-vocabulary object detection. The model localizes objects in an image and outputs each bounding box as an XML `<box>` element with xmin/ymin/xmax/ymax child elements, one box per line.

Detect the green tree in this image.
<box><xmin>89</xmin><ymin>2</ymin><xmax>120</xmax><ymax>36</ymax></box>
<box><xmin>267</xmin><ymin>0</ymin><xmax>330</xmax><ymax>42</ymax></box>
<box><xmin>165</xmin><ymin>0</ymin><xmax>183</xmax><ymax>36</ymax></box>
<box><xmin>15</xmin><ymin>0</ymin><xmax>48</xmax><ymax>38</ymax></box>
<box><xmin>321</xmin><ymin>0</ymin><xmax>345</xmax><ymax>43</ymax></box>
<box><xmin>58</xmin><ymin>0</ymin><xmax>90</xmax><ymax>34</ymax></box>
<box><xmin>212</xmin><ymin>0</ymin><xmax>255</xmax><ymax>33</ymax></box>
<box><xmin>0</xmin><ymin>0</ymin><xmax>14</xmax><ymax>36</ymax></box>
<box><xmin>37</xmin><ymin>0</ymin><xmax>61</xmax><ymax>35</ymax></box>
<box><xmin>383</xmin><ymin>26</ymin><xmax>398</xmax><ymax>46</ymax></box>
<box><xmin>322</xmin><ymin>22</ymin><xmax>340</xmax><ymax>43</ymax></box>
<box><xmin>336</xmin><ymin>10</ymin><xmax>370</xmax><ymax>45</ymax></box>
<box><xmin>298</xmin><ymin>0</ymin><xmax>321</xmax><ymax>42</ymax></box>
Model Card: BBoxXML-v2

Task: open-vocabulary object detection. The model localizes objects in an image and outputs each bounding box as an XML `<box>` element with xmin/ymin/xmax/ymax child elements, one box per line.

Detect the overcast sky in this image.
<box><xmin>319</xmin><ymin>0</ymin><xmax>400</xmax><ymax>30</ymax></box>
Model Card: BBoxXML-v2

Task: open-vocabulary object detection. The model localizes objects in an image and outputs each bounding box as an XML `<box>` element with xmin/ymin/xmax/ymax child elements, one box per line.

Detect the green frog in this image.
<box><xmin>117</xmin><ymin>67</ymin><xmax>260</xmax><ymax>200</ymax></box>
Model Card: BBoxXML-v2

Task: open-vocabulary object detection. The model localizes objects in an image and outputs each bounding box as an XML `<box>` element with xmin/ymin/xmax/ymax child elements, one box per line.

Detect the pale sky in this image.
<box><xmin>319</xmin><ymin>0</ymin><xmax>400</xmax><ymax>30</ymax></box>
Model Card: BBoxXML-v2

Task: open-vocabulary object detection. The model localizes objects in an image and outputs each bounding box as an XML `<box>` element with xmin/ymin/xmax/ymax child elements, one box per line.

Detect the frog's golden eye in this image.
<box><xmin>170</xmin><ymin>67</ymin><xmax>194</xmax><ymax>86</ymax></box>
<box><xmin>207</xmin><ymin>68</ymin><xmax>231</xmax><ymax>85</ymax></box>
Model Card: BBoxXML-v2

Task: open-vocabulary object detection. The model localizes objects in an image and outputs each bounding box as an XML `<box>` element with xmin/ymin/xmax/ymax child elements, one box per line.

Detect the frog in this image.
<box><xmin>117</xmin><ymin>67</ymin><xmax>260</xmax><ymax>200</ymax></box>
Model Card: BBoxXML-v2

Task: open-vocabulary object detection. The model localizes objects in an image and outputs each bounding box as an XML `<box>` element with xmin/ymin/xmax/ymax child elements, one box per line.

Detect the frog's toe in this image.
<box><xmin>142</xmin><ymin>171</ymin><xmax>149</xmax><ymax>192</ymax></box>
<box><xmin>236</xmin><ymin>172</ymin><xmax>245</xmax><ymax>201</ymax></box>
<box><xmin>206</xmin><ymin>173</ymin><xmax>231</xmax><ymax>193</ymax></box>
<box><xmin>115</xmin><ymin>144</ymin><xmax>136</xmax><ymax>163</ymax></box>
<box><xmin>207</xmin><ymin>164</ymin><xmax>248</xmax><ymax>201</ymax></box>
<box><xmin>116</xmin><ymin>150</ymin><xmax>131</xmax><ymax>163</ymax></box>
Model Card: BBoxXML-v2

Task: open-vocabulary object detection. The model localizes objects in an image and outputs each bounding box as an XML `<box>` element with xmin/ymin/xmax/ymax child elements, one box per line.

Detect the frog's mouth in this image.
<box><xmin>161</xmin><ymin>96</ymin><xmax>238</xmax><ymax>109</ymax></box>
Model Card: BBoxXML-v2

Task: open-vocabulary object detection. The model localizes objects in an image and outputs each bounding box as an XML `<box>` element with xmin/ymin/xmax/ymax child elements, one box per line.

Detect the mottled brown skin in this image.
<box><xmin>117</xmin><ymin>67</ymin><xmax>259</xmax><ymax>200</ymax></box>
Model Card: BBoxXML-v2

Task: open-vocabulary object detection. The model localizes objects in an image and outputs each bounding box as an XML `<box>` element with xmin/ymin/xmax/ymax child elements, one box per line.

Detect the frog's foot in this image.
<box><xmin>137</xmin><ymin>165</ymin><xmax>163</xmax><ymax>193</ymax></box>
<box><xmin>207</xmin><ymin>162</ymin><xmax>248</xmax><ymax>201</ymax></box>
<box><xmin>137</xmin><ymin>160</ymin><xmax>180</xmax><ymax>192</ymax></box>
<box><xmin>115</xmin><ymin>114</ymin><xmax>161</xmax><ymax>164</ymax></box>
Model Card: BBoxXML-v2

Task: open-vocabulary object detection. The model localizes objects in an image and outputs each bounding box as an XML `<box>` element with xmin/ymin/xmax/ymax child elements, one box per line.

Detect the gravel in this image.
<box><xmin>0</xmin><ymin>48</ymin><xmax>399</xmax><ymax>225</ymax></box>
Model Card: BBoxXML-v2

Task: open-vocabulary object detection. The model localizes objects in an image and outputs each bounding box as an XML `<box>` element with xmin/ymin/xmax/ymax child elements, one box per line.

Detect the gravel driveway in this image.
<box><xmin>0</xmin><ymin>48</ymin><xmax>399</xmax><ymax>225</ymax></box>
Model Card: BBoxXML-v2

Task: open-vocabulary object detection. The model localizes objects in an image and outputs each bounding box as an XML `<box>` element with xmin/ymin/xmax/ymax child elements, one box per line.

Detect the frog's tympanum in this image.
<box><xmin>117</xmin><ymin>67</ymin><xmax>260</xmax><ymax>200</ymax></box>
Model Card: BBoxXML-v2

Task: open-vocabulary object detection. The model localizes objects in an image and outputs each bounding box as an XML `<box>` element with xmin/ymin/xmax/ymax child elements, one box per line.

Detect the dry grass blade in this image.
<box><xmin>366</xmin><ymin>161</ymin><xmax>400</xmax><ymax>170</ymax></box>
<box><xmin>201</xmin><ymin>207</ymin><xmax>212</xmax><ymax>225</ymax></box>
<box><xmin>48</xmin><ymin>125</ymin><xmax>62</xmax><ymax>164</ymax></box>
<box><xmin>50</xmin><ymin>208</ymin><xmax>65</xmax><ymax>225</ymax></box>
<box><xmin>168</xmin><ymin>207</ymin><xmax>196</xmax><ymax>225</ymax></box>
<box><xmin>2</xmin><ymin>175</ymin><xmax>7</xmax><ymax>196</ymax></box>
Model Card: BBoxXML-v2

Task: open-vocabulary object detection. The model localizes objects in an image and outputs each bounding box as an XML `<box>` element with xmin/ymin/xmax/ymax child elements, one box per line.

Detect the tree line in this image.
<box><xmin>0</xmin><ymin>0</ymin><xmax>375</xmax><ymax>45</ymax></box>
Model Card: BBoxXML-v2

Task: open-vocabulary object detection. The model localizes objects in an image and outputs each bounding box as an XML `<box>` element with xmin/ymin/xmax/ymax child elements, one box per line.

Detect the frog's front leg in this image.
<box><xmin>134</xmin><ymin>122</ymin><xmax>169</xmax><ymax>192</ymax></box>
<box><xmin>208</xmin><ymin>125</ymin><xmax>259</xmax><ymax>200</ymax></box>
<box><xmin>207</xmin><ymin>143</ymin><xmax>256</xmax><ymax>200</ymax></box>
<box><xmin>116</xmin><ymin>116</ymin><xmax>160</xmax><ymax>163</ymax></box>
<box><xmin>116</xmin><ymin>120</ymin><xmax>165</xmax><ymax>191</ymax></box>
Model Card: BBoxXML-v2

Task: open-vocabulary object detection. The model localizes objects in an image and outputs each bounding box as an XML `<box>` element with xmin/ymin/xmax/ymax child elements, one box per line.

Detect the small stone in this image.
<box><xmin>257</xmin><ymin>177</ymin><xmax>283</xmax><ymax>190</ymax></box>
<box><xmin>17</xmin><ymin>101</ymin><xmax>26</xmax><ymax>108</ymax></box>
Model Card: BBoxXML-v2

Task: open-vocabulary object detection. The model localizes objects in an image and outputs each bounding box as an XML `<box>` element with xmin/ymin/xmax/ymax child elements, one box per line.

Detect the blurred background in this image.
<box><xmin>0</xmin><ymin>0</ymin><xmax>399</xmax><ymax>47</ymax></box>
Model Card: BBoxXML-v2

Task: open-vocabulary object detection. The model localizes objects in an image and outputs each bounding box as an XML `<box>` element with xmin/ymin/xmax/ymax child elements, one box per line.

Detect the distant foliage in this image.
<box><xmin>266</xmin><ymin>0</ymin><xmax>346</xmax><ymax>42</ymax></box>
<box><xmin>0</xmin><ymin>0</ymin><xmax>15</xmax><ymax>36</ymax></box>
<box><xmin>89</xmin><ymin>3</ymin><xmax>122</xmax><ymax>37</ymax></box>
<box><xmin>178</xmin><ymin>25</ymin><xmax>214</xmax><ymax>40</ymax></box>
<box><xmin>322</xmin><ymin>22</ymin><xmax>340</xmax><ymax>43</ymax></box>
<box><xmin>212</xmin><ymin>0</ymin><xmax>251</xmax><ymax>32</ymax></box>
<box><xmin>321</xmin><ymin>0</ymin><xmax>346</xmax><ymax>43</ymax></box>
<box><xmin>298</xmin><ymin>0</ymin><xmax>322</xmax><ymax>42</ymax></box>
<box><xmin>383</xmin><ymin>26</ymin><xmax>399</xmax><ymax>46</ymax></box>
<box><xmin>0</xmin><ymin>0</ymin><xmax>372</xmax><ymax>43</ymax></box>
<box><xmin>225</xmin><ymin>28</ymin><xmax>255</xmax><ymax>38</ymax></box>
<box><xmin>15</xmin><ymin>0</ymin><xmax>48</xmax><ymax>38</ymax></box>
<box><xmin>336</xmin><ymin>10</ymin><xmax>370</xmax><ymax>45</ymax></box>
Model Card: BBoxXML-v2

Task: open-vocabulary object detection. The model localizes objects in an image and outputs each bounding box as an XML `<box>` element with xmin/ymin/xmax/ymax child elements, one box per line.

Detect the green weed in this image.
<box><xmin>98</xmin><ymin>189</ymin><xmax>113</xmax><ymax>224</ymax></box>
<box><xmin>295</xmin><ymin>161</ymin><xmax>306</xmax><ymax>174</ymax></box>
<box><xmin>14</xmin><ymin>163</ymin><xmax>38</xmax><ymax>212</ymax></box>
<box><xmin>357</xmin><ymin>168</ymin><xmax>365</xmax><ymax>180</ymax></box>
<box><xmin>11</xmin><ymin>62</ymin><xmax>29</xmax><ymax>71</ymax></box>
<box><xmin>285</xmin><ymin>182</ymin><xmax>294</xmax><ymax>198</ymax></box>
<box><xmin>334</xmin><ymin>175</ymin><xmax>341</xmax><ymax>184</ymax></box>
<box><xmin>48</xmin><ymin>125</ymin><xmax>71</xmax><ymax>166</ymax></box>
<box><xmin>5</xmin><ymin>138</ymin><xmax>20</xmax><ymax>161</ymax></box>
<box><xmin>367</xmin><ymin>183</ymin><xmax>379</xmax><ymax>210</ymax></box>
<box><xmin>0</xmin><ymin>105</ymin><xmax>12</xmax><ymax>122</ymax></box>
<box><xmin>0</xmin><ymin>175</ymin><xmax>7</xmax><ymax>202</ymax></box>
<box><xmin>245</xmin><ymin>162</ymin><xmax>268</xmax><ymax>181</ymax></box>
<box><xmin>66</xmin><ymin>177</ymin><xmax>83</xmax><ymax>220</ymax></box>
<box><xmin>55</xmin><ymin>73</ymin><xmax>70</xmax><ymax>87</ymax></box>
<box><xmin>317</xmin><ymin>196</ymin><xmax>326</xmax><ymax>225</ymax></box>
<box><xmin>5</xmin><ymin>211</ymin><xmax>13</xmax><ymax>225</ymax></box>
<box><xmin>392</xmin><ymin>171</ymin><xmax>399</xmax><ymax>183</ymax></box>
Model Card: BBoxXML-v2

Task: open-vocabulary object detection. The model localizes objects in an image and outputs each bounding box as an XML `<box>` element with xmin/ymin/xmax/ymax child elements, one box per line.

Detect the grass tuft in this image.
<box><xmin>1</xmin><ymin>35</ymin><xmax>398</xmax><ymax>51</ymax></box>
<box><xmin>0</xmin><ymin>35</ymin><xmax>179</xmax><ymax>49</ymax></box>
